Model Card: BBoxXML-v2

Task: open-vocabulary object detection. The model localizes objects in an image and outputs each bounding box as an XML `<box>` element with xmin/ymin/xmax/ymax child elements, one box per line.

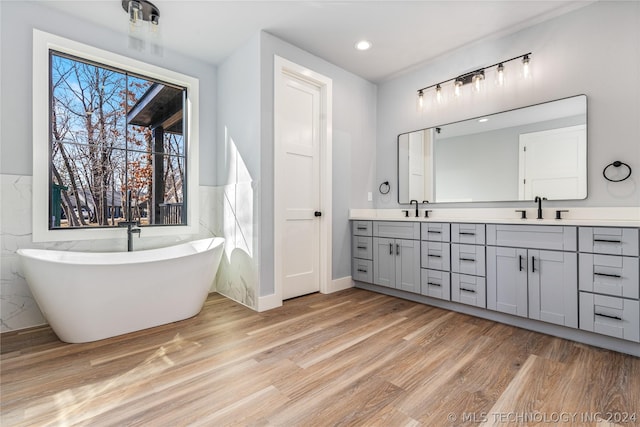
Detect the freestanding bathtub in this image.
<box><xmin>17</xmin><ymin>237</ymin><xmax>224</xmax><ymax>343</ymax></box>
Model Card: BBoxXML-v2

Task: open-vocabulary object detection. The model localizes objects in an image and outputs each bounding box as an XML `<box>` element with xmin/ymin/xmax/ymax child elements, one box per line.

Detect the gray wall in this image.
<box><xmin>258</xmin><ymin>32</ymin><xmax>377</xmax><ymax>294</ymax></box>
<box><xmin>214</xmin><ymin>31</ymin><xmax>377</xmax><ymax>297</ymax></box>
<box><xmin>0</xmin><ymin>1</ymin><xmax>218</xmax><ymax>185</ymax></box>
<box><xmin>376</xmin><ymin>1</ymin><xmax>640</xmax><ymax>208</ymax></box>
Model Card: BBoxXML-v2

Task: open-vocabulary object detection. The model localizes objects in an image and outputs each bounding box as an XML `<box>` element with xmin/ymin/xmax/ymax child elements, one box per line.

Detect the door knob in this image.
<box><xmin>314</xmin><ymin>211</ymin><xmax>322</xmax><ymax>217</ymax></box>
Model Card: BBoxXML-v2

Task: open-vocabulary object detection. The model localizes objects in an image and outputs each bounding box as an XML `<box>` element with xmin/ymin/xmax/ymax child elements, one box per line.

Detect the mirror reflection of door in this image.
<box><xmin>398</xmin><ymin>130</ymin><xmax>433</xmax><ymax>203</ymax></box>
<box><xmin>518</xmin><ymin>125</ymin><xmax>587</xmax><ymax>200</ymax></box>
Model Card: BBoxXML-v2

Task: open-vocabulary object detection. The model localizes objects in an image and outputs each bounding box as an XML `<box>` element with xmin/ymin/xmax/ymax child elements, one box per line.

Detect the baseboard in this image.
<box><xmin>323</xmin><ymin>276</ymin><xmax>353</xmax><ymax>294</ymax></box>
<box><xmin>257</xmin><ymin>293</ymin><xmax>283</xmax><ymax>312</ymax></box>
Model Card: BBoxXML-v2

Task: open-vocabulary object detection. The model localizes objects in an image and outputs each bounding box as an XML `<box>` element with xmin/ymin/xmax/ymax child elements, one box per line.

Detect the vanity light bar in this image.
<box><xmin>417</xmin><ymin>52</ymin><xmax>531</xmax><ymax>108</ymax></box>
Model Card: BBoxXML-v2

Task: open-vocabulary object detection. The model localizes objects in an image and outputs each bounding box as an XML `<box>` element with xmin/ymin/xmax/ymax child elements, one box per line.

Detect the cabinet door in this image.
<box><xmin>487</xmin><ymin>246</ymin><xmax>528</xmax><ymax>317</ymax></box>
<box><xmin>528</xmin><ymin>250</ymin><xmax>578</xmax><ymax>328</ymax></box>
<box><xmin>396</xmin><ymin>239</ymin><xmax>421</xmax><ymax>294</ymax></box>
<box><xmin>373</xmin><ymin>237</ymin><xmax>395</xmax><ymax>288</ymax></box>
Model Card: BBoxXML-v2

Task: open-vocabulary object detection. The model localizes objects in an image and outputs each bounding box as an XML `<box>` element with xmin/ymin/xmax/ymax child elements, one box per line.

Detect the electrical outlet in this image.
<box><xmin>367</xmin><ymin>192</ymin><xmax>373</xmax><ymax>201</ymax></box>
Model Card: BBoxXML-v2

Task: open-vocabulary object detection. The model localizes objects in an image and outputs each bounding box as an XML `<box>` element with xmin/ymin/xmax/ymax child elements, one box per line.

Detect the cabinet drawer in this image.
<box><xmin>421</xmin><ymin>222</ymin><xmax>450</xmax><ymax>242</ymax></box>
<box><xmin>373</xmin><ymin>221</ymin><xmax>420</xmax><ymax>240</ymax></box>
<box><xmin>487</xmin><ymin>224</ymin><xmax>577</xmax><ymax>251</ymax></box>
<box><xmin>421</xmin><ymin>269</ymin><xmax>450</xmax><ymax>301</ymax></box>
<box><xmin>452</xmin><ymin>274</ymin><xmax>486</xmax><ymax>308</ymax></box>
<box><xmin>579</xmin><ymin>292</ymin><xmax>640</xmax><ymax>342</ymax></box>
<box><xmin>579</xmin><ymin>254</ymin><xmax>639</xmax><ymax>299</ymax></box>
<box><xmin>579</xmin><ymin>227</ymin><xmax>639</xmax><ymax>256</ymax></box>
<box><xmin>452</xmin><ymin>244</ymin><xmax>486</xmax><ymax>277</ymax></box>
<box><xmin>421</xmin><ymin>241</ymin><xmax>450</xmax><ymax>271</ymax></box>
<box><xmin>352</xmin><ymin>258</ymin><xmax>373</xmax><ymax>283</ymax></box>
<box><xmin>352</xmin><ymin>221</ymin><xmax>373</xmax><ymax>237</ymax></box>
<box><xmin>352</xmin><ymin>236</ymin><xmax>373</xmax><ymax>260</ymax></box>
<box><xmin>452</xmin><ymin>223</ymin><xmax>485</xmax><ymax>245</ymax></box>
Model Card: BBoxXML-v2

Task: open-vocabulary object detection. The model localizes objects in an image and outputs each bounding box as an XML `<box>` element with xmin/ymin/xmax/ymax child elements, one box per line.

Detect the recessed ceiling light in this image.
<box><xmin>478</xmin><ymin>118</ymin><xmax>489</xmax><ymax>123</ymax></box>
<box><xmin>355</xmin><ymin>40</ymin><xmax>372</xmax><ymax>51</ymax></box>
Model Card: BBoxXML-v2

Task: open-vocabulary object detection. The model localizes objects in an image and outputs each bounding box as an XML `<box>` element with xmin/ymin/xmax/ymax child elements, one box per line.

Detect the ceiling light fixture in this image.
<box><xmin>122</xmin><ymin>0</ymin><xmax>160</xmax><ymax>35</ymax></box>
<box><xmin>416</xmin><ymin>52</ymin><xmax>531</xmax><ymax>111</ymax></box>
<box><xmin>355</xmin><ymin>40</ymin><xmax>372</xmax><ymax>51</ymax></box>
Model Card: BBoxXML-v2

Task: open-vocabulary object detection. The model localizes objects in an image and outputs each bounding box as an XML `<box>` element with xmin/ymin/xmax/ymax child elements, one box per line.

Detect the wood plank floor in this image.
<box><xmin>1</xmin><ymin>289</ymin><xmax>639</xmax><ymax>426</ymax></box>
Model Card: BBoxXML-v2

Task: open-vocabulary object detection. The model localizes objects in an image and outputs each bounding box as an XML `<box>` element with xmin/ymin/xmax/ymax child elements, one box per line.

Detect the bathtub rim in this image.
<box><xmin>16</xmin><ymin>236</ymin><xmax>225</xmax><ymax>266</ymax></box>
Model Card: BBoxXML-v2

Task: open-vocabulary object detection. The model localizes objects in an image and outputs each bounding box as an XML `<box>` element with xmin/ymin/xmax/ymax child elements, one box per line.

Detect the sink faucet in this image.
<box><xmin>118</xmin><ymin>189</ymin><xmax>141</xmax><ymax>251</ymax></box>
<box><xmin>410</xmin><ymin>199</ymin><xmax>419</xmax><ymax>217</ymax></box>
<box><xmin>534</xmin><ymin>196</ymin><xmax>547</xmax><ymax>219</ymax></box>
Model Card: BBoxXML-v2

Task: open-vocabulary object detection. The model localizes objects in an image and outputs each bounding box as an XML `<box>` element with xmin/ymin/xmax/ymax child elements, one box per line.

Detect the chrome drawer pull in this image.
<box><xmin>460</xmin><ymin>258</ymin><xmax>475</xmax><ymax>262</ymax></box>
<box><xmin>428</xmin><ymin>230</ymin><xmax>442</xmax><ymax>234</ymax></box>
<box><xmin>459</xmin><ymin>232</ymin><xmax>476</xmax><ymax>236</ymax></box>
<box><xmin>357</xmin><ymin>245</ymin><xmax>367</xmax><ymax>250</ymax></box>
<box><xmin>594</xmin><ymin>272</ymin><xmax>622</xmax><ymax>278</ymax></box>
<box><xmin>428</xmin><ymin>254</ymin><xmax>441</xmax><ymax>258</ymax></box>
<box><xmin>427</xmin><ymin>282</ymin><xmax>441</xmax><ymax>287</ymax></box>
<box><xmin>595</xmin><ymin>312</ymin><xmax>622</xmax><ymax>321</ymax></box>
<box><xmin>357</xmin><ymin>226</ymin><xmax>368</xmax><ymax>230</ymax></box>
<box><xmin>460</xmin><ymin>287</ymin><xmax>476</xmax><ymax>293</ymax></box>
<box><xmin>594</xmin><ymin>239</ymin><xmax>622</xmax><ymax>244</ymax></box>
<box><xmin>357</xmin><ymin>268</ymin><xmax>368</xmax><ymax>273</ymax></box>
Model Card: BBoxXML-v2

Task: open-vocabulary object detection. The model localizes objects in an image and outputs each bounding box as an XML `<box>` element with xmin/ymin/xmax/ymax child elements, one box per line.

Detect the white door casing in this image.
<box><xmin>273</xmin><ymin>56</ymin><xmax>332</xmax><ymax>303</ymax></box>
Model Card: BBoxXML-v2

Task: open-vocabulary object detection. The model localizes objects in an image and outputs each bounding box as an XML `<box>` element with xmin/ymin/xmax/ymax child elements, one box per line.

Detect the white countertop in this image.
<box><xmin>349</xmin><ymin>207</ymin><xmax>640</xmax><ymax>228</ymax></box>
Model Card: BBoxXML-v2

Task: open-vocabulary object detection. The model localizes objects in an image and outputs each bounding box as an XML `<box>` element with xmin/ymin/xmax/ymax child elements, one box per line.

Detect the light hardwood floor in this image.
<box><xmin>1</xmin><ymin>289</ymin><xmax>639</xmax><ymax>426</ymax></box>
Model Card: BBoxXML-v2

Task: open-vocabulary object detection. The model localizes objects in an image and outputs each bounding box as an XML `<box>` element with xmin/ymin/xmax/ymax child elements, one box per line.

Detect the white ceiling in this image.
<box><xmin>35</xmin><ymin>0</ymin><xmax>593</xmax><ymax>82</ymax></box>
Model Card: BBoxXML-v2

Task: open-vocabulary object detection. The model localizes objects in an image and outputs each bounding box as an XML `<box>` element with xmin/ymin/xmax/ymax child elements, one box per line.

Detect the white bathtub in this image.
<box><xmin>17</xmin><ymin>237</ymin><xmax>224</xmax><ymax>343</ymax></box>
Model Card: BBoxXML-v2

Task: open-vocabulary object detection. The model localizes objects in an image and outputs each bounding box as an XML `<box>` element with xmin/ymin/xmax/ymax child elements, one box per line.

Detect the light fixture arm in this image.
<box><xmin>417</xmin><ymin>52</ymin><xmax>531</xmax><ymax>94</ymax></box>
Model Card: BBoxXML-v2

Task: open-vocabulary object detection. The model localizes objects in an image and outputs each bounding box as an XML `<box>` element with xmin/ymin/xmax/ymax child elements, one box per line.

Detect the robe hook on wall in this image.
<box><xmin>603</xmin><ymin>160</ymin><xmax>632</xmax><ymax>182</ymax></box>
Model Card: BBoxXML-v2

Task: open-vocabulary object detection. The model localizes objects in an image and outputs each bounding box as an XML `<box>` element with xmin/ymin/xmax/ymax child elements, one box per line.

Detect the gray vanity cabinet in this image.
<box><xmin>486</xmin><ymin>225</ymin><xmax>578</xmax><ymax>328</ymax></box>
<box><xmin>371</xmin><ymin>222</ymin><xmax>421</xmax><ymax>293</ymax></box>
<box><xmin>578</xmin><ymin>227</ymin><xmax>640</xmax><ymax>342</ymax></box>
<box><xmin>351</xmin><ymin>221</ymin><xmax>373</xmax><ymax>283</ymax></box>
<box><xmin>486</xmin><ymin>246</ymin><xmax>528</xmax><ymax>317</ymax></box>
<box><xmin>420</xmin><ymin>223</ymin><xmax>452</xmax><ymax>301</ymax></box>
<box><xmin>373</xmin><ymin>237</ymin><xmax>420</xmax><ymax>293</ymax></box>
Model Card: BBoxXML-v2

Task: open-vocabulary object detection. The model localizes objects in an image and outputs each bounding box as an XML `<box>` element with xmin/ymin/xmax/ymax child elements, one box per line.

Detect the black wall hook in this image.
<box><xmin>379</xmin><ymin>181</ymin><xmax>390</xmax><ymax>194</ymax></box>
<box><xmin>603</xmin><ymin>161</ymin><xmax>632</xmax><ymax>182</ymax></box>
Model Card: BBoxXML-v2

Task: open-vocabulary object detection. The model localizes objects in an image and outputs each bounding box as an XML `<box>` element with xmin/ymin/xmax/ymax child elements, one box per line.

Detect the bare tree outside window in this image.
<box><xmin>49</xmin><ymin>52</ymin><xmax>187</xmax><ymax>229</ymax></box>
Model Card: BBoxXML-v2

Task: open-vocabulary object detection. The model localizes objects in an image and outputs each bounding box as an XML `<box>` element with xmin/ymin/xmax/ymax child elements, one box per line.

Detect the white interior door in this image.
<box><xmin>518</xmin><ymin>125</ymin><xmax>587</xmax><ymax>200</ymax></box>
<box><xmin>277</xmin><ymin>68</ymin><xmax>322</xmax><ymax>300</ymax></box>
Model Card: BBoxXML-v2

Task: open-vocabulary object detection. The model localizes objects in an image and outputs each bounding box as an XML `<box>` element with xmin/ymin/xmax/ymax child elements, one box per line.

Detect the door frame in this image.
<box><xmin>272</xmin><ymin>55</ymin><xmax>333</xmax><ymax>307</ymax></box>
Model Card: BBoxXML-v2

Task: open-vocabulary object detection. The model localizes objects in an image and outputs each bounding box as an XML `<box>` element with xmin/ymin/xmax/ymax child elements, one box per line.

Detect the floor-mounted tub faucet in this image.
<box><xmin>118</xmin><ymin>190</ymin><xmax>141</xmax><ymax>251</ymax></box>
<box><xmin>534</xmin><ymin>196</ymin><xmax>547</xmax><ymax>219</ymax></box>
<box><xmin>118</xmin><ymin>221</ymin><xmax>141</xmax><ymax>252</ymax></box>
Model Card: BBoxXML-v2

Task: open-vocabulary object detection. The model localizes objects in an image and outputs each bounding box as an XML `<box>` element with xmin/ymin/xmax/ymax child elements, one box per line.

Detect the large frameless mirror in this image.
<box><xmin>398</xmin><ymin>94</ymin><xmax>587</xmax><ymax>203</ymax></box>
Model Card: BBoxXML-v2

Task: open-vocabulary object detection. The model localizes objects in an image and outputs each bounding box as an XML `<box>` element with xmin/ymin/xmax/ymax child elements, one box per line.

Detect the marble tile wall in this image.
<box><xmin>210</xmin><ymin>183</ymin><xmax>259</xmax><ymax>310</ymax></box>
<box><xmin>0</xmin><ymin>174</ymin><xmax>220</xmax><ymax>332</ymax></box>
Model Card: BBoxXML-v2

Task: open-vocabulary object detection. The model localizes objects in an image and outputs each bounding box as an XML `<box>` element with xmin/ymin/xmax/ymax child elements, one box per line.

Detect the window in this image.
<box><xmin>33</xmin><ymin>30</ymin><xmax>200</xmax><ymax>242</ymax></box>
<box><xmin>50</xmin><ymin>52</ymin><xmax>186</xmax><ymax>229</ymax></box>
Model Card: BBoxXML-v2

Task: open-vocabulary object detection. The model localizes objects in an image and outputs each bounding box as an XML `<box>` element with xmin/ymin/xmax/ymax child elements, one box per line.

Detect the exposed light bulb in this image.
<box><xmin>472</xmin><ymin>72</ymin><xmax>485</xmax><ymax>93</ymax></box>
<box><xmin>522</xmin><ymin>55</ymin><xmax>531</xmax><ymax>79</ymax></box>
<box><xmin>454</xmin><ymin>79</ymin><xmax>463</xmax><ymax>97</ymax></box>
<box><xmin>496</xmin><ymin>63</ymin><xmax>505</xmax><ymax>86</ymax></box>
<box><xmin>128</xmin><ymin>0</ymin><xmax>143</xmax><ymax>32</ymax></box>
<box><xmin>417</xmin><ymin>90</ymin><xmax>424</xmax><ymax>112</ymax></box>
<box><xmin>435</xmin><ymin>84</ymin><xmax>443</xmax><ymax>104</ymax></box>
